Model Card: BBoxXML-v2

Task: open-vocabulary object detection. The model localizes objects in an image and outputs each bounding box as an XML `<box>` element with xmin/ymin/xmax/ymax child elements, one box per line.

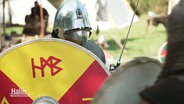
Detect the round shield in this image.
<box><xmin>91</xmin><ymin>57</ymin><xmax>162</xmax><ymax>104</ymax></box>
<box><xmin>0</xmin><ymin>38</ymin><xmax>110</xmax><ymax>104</ymax></box>
<box><xmin>158</xmin><ymin>42</ymin><xmax>167</xmax><ymax>64</ymax></box>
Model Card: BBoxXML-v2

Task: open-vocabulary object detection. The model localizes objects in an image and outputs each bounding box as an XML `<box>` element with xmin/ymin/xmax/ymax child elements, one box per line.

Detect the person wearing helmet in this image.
<box><xmin>51</xmin><ymin>0</ymin><xmax>106</xmax><ymax>64</ymax></box>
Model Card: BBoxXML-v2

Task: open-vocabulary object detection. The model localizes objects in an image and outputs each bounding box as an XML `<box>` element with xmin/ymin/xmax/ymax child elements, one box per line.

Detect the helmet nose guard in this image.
<box><xmin>51</xmin><ymin>0</ymin><xmax>92</xmax><ymax>44</ymax></box>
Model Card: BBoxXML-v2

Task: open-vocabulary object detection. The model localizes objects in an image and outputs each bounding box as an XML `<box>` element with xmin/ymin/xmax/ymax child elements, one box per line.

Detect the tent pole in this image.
<box><xmin>7</xmin><ymin>0</ymin><xmax>12</xmax><ymax>24</ymax></box>
<box><xmin>39</xmin><ymin>0</ymin><xmax>44</xmax><ymax>37</ymax></box>
<box><xmin>3</xmin><ymin>0</ymin><xmax>6</xmax><ymax>35</ymax></box>
<box><xmin>1</xmin><ymin>0</ymin><xmax>6</xmax><ymax>50</ymax></box>
<box><xmin>2</xmin><ymin>0</ymin><xmax>6</xmax><ymax>35</ymax></box>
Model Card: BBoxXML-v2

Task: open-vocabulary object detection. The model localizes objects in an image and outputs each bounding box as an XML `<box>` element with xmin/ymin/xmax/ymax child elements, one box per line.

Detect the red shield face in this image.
<box><xmin>158</xmin><ymin>42</ymin><xmax>167</xmax><ymax>64</ymax></box>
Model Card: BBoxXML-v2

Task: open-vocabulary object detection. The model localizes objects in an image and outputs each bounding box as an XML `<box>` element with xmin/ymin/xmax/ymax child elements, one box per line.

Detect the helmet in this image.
<box><xmin>51</xmin><ymin>0</ymin><xmax>92</xmax><ymax>45</ymax></box>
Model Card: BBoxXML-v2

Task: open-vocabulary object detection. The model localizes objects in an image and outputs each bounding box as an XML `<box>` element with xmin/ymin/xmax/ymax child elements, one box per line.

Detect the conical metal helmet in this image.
<box><xmin>51</xmin><ymin>0</ymin><xmax>92</xmax><ymax>45</ymax></box>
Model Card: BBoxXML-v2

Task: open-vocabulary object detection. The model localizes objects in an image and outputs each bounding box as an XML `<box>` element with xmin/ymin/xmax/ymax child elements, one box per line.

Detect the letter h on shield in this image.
<box><xmin>31</xmin><ymin>56</ymin><xmax>63</xmax><ymax>78</ymax></box>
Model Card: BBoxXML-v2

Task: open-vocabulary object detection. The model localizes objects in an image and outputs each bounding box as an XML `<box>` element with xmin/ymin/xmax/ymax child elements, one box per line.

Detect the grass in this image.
<box><xmin>2</xmin><ymin>14</ymin><xmax>167</xmax><ymax>63</ymax></box>
<box><xmin>1</xmin><ymin>25</ymin><xmax>53</xmax><ymax>36</ymax></box>
<box><xmin>2</xmin><ymin>27</ymin><xmax>24</xmax><ymax>36</ymax></box>
<box><xmin>91</xmin><ymin>14</ymin><xmax>167</xmax><ymax>62</ymax></box>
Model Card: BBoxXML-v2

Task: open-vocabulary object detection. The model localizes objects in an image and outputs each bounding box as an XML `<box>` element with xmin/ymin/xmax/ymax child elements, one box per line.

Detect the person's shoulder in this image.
<box><xmin>83</xmin><ymin>40</ymin><xmax>106</xmax><ymax>64</ymax></box>
<box><xmin>83</xmin><ymin>40</ymin><xmax>100</xmax><ymax>49</ymax></box>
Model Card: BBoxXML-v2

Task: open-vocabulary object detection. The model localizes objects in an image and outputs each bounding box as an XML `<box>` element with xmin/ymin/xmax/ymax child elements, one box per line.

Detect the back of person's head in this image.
<box><xmin>34</xmin><ymin>1</ymin><xmax>39</xmax><ymax>6</ymax></box>
<box><xmin>140</xmin><ymin>1</ymin><xmax>184</xmax><ymax>103</ymax></box>
<box><xmin>167</xmin><ymin>0</ymin><xmax>184</xmax><ymax>36</ymax></box>
<box><xmin>162</xmin><ymin>0</ymin><xmax>184</xmax><ymax>76</ymax></box>
<box><xmin>51</xmin><ymin>0</ymin><xmax>92</xmax><ymax>45</ymax></box>
<box><xmin>140</xmin><ymin>77</ymin><xmax>184</xmax><ymax>104</ymax></box>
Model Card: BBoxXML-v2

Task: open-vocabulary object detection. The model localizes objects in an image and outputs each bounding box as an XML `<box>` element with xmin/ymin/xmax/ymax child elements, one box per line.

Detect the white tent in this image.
<box><xmin>81</xmin><ymin>0</ymin><xmax>138</xmax><ymax>30</ymax></box>
<box><xmin>168</xmin><ymin>0</ymin><xmax>180</xmax><ymax>14</ymax></box>
<box><xmin>0</xmin><ymin>0</ymin><xmax>138</xmax><ymax>30</ymax></box>
<box><xmin>0</xmin><ymin>0</ymin><xmax>57</xmax><ymax>26</ymax></box>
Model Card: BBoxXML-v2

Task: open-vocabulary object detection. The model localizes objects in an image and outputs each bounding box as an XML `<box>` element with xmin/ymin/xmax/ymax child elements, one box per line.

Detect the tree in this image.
<box><xmin>48</xmin><ymin>0</ymin><xmax>63</xmax><ymax>9</ymax></box>
<box><xmin>127</xmin><ymin>0</ymin><xmax>168</xmax><ymax>16</ymax></box>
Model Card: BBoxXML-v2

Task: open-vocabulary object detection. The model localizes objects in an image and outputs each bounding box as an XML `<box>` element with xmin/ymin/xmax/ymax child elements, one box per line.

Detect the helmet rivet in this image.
<box><xmin>76</xmin><ymin>8</ymin><xmax>83</xmax><ymax>19</ymax></box>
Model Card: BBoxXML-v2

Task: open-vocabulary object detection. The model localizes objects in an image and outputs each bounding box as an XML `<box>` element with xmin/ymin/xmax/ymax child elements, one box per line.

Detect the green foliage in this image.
<box><xmin>4</xmin><ymin>27</ymin><xmax>24</xmax><ymax>35</ymax></box>
<box><xmin>127</xmin><ymin>0</ymin><xmax>168</xmax><ymax>15</ymax></box>
<box><xmin>155</xmin><ymin>0</ymin><xmax>168</xmax><ymax>14</ymax></box>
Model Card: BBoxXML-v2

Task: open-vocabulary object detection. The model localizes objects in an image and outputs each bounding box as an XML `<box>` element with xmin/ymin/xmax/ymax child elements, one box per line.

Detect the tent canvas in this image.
<box><xmin>81</xmin><ymin>0</ymin><xmax>138</xmax><ymax>30</ymax></box>
<box><xmin>168</xmin><ymin>0</ymin><xmax>180</xmax><ymax>14</ymax></box>
<box><xmin>0</xmin><ymin>0</ymin><xmax>138</xmax><ymax>30</ymax></box>
<box><xmin>0</xmin><ymin>0</ymin><xmax>57</xmax><ymax>26</ymax></box>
